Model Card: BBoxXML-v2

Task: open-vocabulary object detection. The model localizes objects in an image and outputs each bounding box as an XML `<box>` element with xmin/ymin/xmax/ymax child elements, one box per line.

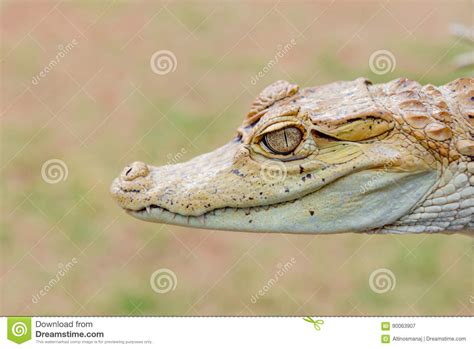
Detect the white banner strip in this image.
<box><xmin>1</xmin><ymin>317</ymin><xmax>472</xmax><ymax>348</ymax></box>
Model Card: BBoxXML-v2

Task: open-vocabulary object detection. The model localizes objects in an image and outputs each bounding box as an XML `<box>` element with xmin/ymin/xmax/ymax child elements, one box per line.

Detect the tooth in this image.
<box><xmin>146</xmin><ymin>206</ymin><xmax>151</xmax><ymax>214</ymax></box>
<box><xmin>197</xmin><ymin>216</ymin><xmax>205</xmax><ymax>225</ymax></box>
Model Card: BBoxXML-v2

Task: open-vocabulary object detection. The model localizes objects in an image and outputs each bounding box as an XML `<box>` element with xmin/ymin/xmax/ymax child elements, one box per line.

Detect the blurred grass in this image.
<box><xmin>1</xmin><ymin>0</ymin><xmax>472</xmax><ymax>316</ymax></box>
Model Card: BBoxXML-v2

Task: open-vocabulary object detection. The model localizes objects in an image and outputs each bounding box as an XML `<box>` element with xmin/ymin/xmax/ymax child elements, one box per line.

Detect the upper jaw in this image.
<box><xmin>111</xmin><ymin>145</ymin><xmax>392</xmax><ymax>217</ymax></box>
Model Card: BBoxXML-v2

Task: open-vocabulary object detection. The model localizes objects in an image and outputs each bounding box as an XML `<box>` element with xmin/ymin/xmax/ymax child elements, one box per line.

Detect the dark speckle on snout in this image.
<box><xmin>231</xmin><ymin>169</ymin><xmax>245</xmax><ymax>177</ymax></box>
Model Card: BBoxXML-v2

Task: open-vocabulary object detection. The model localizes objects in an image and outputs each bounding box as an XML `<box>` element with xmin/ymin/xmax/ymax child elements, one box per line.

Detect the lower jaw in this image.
<box><xmin>126</xmin><ymin>201</ymin><xmax>298</xmax><ymax>233</ymax></box>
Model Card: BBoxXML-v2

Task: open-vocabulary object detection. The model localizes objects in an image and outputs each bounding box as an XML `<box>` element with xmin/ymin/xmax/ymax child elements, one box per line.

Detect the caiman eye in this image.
<box><xmin>263</xmin><ymin>127</ymin><xmax>303</xmax><ymax>154</ymax></box>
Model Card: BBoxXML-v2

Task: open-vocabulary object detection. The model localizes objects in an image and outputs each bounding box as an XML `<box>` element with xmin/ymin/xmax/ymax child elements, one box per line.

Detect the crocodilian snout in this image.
<box><xmin>110</xmin><ymin>141</ymin><xmax>245</xmax><ymax>215</ymax></box>
<box><xmin>110</xmin><ymin>161</ymin><xmax>156</xmax><ymax>211</ymax></box>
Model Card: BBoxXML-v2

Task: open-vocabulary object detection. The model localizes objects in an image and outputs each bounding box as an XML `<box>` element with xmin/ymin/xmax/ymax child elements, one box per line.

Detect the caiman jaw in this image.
<box><xmin>111</xmin><ymin>78</ymin><xmax>473</xmax><ymax>234</ymax></box>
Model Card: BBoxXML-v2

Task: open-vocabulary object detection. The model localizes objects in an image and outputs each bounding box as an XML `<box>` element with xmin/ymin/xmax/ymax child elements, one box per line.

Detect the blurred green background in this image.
<box><xmin>1</xmin><ymin>0</ymin><xmax>472</xmax><ymax>316</ymax></box>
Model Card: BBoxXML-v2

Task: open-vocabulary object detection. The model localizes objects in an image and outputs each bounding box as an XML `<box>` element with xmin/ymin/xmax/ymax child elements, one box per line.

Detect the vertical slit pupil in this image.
<box><xmin>283</xmin><ymin>129</ymin><xmax>289</xmax><ymax>147</ymax></box>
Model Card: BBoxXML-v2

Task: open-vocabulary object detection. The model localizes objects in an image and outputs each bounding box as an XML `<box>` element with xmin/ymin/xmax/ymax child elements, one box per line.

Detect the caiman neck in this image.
<box><xmin>382</xmin><ymin>159</ymin><xmax>473</xmax><ymax>234</ymax></box>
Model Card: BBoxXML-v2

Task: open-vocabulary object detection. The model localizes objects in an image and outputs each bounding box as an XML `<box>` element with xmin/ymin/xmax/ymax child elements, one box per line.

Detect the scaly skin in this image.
<box><xmin>111</xmin><ymin>78</ymin><xmax>473</xmax><ymax>234</ymax></box>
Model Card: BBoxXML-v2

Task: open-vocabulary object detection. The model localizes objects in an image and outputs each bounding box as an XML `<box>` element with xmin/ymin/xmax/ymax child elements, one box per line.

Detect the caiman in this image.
<box><xmin>111</xmin><ymin>78</ymin><xmax>473</xmax><ymax>234</ymax></box>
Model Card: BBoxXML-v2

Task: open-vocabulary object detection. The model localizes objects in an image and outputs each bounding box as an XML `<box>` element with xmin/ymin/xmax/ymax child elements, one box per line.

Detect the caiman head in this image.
<box><xmin>111</xmin><ymin>78</ymin><xmax>473</xmax><ymax>234</ymax></box>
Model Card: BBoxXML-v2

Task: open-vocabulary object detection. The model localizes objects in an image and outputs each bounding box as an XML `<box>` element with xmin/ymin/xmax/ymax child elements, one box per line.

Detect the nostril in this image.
<box><xmin>121</xmin><ymin>161</ymin><xmax>150</xmax><ymax>181</ymax></box>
